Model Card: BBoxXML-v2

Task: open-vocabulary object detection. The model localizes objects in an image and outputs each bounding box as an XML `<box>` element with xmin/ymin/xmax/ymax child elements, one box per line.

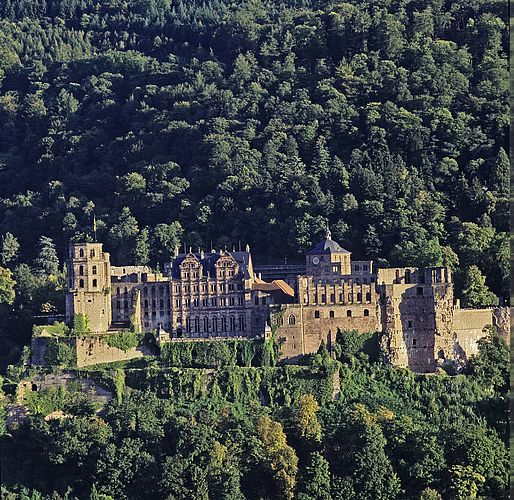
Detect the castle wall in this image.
<box><xmin>451</xmin><ymin>308</ymin><xmax>496</xmax><ymax>361</ymax></box>
<box><xmin>73</xmin><ymin>337</ymin><xmax>152</xmax><ymax>367</ymax></box>
<box><xmin>274</xmin><ymin>303</ymin><xmax>380</xmax><ymax>362</ymax></box>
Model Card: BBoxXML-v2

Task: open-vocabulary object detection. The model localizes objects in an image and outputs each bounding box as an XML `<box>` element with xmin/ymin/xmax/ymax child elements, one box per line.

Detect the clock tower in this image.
<box><xmin>306</xmin><ymin>225</ymin><xmax>351</xmax><ymax>280</ymax></box>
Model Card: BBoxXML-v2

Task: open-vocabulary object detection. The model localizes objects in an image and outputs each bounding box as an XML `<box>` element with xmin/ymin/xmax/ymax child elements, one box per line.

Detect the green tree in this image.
<box><xmin>34</xmin><ymin>237</ymin><xmax>59</xmax><ymax>276</ymax></box>
<box><xmin>1</xmin><ymin>232</ymin><xmax>20</xmax><ymax>266</ymax></box>
<box><xmin>295</xmin><ymin>394</ymin><xmax>322</xmax><ymax>443</ymax></box>
<box><xmin>461</xmin><ymin>265</ymin><xmax>497</xmax><ymax>307</ymax></box>
<box><xmin>297</xmin><ymin>452</ymin><xmax>331</xmax><ymax>500</ymax></box>
<box><xmin>0</xmin><ymin>266</ymin><xmax>15</xmax><ymax>305</ymax></box>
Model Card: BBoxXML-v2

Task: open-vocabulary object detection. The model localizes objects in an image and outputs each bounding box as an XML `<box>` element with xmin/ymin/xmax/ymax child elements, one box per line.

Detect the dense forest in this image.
<box><xmin>0</xmin><ymin>329</ymin><xmax>510</xmax><ymax>500</ymax></box>
<box><xmin>0</xmin><ymin>0</ymin><xmax>509</xmax><ymax>273</ymax></box>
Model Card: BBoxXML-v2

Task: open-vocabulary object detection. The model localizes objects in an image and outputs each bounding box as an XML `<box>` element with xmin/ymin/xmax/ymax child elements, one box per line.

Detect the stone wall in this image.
<box><xmin>274</xmin><ymin>303</ymin><xmax>380</xmax><ymax>362</ymax></box>
<box><xmin>74</xmin><ymin>336</ymin><xmax>152</xmax><ymax>367</ymax></box>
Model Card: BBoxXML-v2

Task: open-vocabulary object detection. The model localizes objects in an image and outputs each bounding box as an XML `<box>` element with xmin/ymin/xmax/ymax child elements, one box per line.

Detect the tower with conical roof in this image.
<box><xmin>306</xmin><ymin>224</ymin><xmax>351</xmax><ymax>279</ymax></box>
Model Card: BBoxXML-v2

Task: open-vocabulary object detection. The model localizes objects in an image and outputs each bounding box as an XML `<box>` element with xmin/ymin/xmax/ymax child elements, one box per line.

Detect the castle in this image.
<box><xmin>65</xmin><ymin>229</ymin><xmax>508</xmax><ymax>372</ymax></box>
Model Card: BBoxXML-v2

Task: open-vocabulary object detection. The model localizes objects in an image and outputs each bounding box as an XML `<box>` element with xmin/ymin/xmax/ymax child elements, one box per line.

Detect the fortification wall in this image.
<box><xmin>74</xmin><ymin>337</ymin><xmax>150</xmax><ymax>367</ymax></box>
<box><xmin>275</xmin><ymin>303</ymin><xmax>380</xmax><ymax>361</ymax></box>
<box><xmin>451</xmin><ymin>307</ymin><xmax>498</xmax><ymax>362</ymax></box>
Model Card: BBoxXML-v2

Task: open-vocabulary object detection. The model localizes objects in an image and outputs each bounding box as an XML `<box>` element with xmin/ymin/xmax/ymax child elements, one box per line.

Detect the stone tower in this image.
<box><xmin>306</xmin><ymin>225</ymin><xmax>352</xmax><ymax>280</ymax></box>
<box><xmin>65</xmin><ymin>242</ymin><xmax>112</xmax><ymax>333</ymax></box>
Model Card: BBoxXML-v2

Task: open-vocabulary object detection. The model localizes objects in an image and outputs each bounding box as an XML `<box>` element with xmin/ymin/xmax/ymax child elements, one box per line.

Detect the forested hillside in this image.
<box><xmin>0</xmin><ymin>330</ymin><xmax>509</xmax><ymax>500</ymax></box>
<box><xmin>0</xmin><ymin>0</ymin><xmax>508</xmax><ymax>292</ymax></box>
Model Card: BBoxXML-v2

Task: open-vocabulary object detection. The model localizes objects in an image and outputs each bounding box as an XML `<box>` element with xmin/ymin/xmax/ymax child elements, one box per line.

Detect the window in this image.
<box><xmin>366</xmin><ymin>292</ymin><xmax>371</xmax><ymax>301</ymax></box>
<box><xmin>151</xmin><ymin>286</ymin><xmax>155</xmax><ymax>295</ymax></box>
<box><xmin>405</xmin><ymin>269</ymin><xmax>411</xmax><ymax>284</ymax></box>
<box><xmin>221</xmin><ymin>317</ymin><xmax>227</xmax><ymax>332</ymax></box>
<box><xmin>79</xmin><ymin>279</ymin><xmax>84</xmax><ymax>288</ymax></box>
<box><xmin>357</xmin><ymin>293</ymin><xmax>362</xmax><ymax>301</ymax></box>
<box><xmin>229</xmin><ymin>284</ymin><xmax>234</xmax><ymax>291</ymax></box>
<box><xmin>144</xmin><ymin>286</ymin><xmax>148</xmax><ymax>295</ymax></box>
<box><xmin>239</xmin><ymin>317</ymin><xmax>244</xmax><ymax>331</ymax></box>
<box><xmin>255</xmin><ymin>296</ymin><xmax>259</xmax><ymax>305</ymax></box>
<box><xmin>211</xmin><ymin>298</ymin><xmax>217</xmax><ymax>307</ymax></box>
<box><xmin>202</xmin><ymin>298</ymin><xmax>208</xmax><ymax>307</ymax></box>
<box><xmin>288</xmin><ymin>314</ymin><xmax>296</xmax><ymax>325</ymax></box>
<box><xmin>116</xmin><ymin>288</ymin><xmax>120</xmax><ymax>295</ymax></box>
<box><xmin>144</xmin><ymin>300</ymin><xmax>148</xmax><ymax>308</ymax></box>
<box><xmin>364</xmin><ymin>309</ymin><xmax>369</xmax><ymax>317</ymax></box>
<box><xmin>412</xmin><ymin>338</ymin><xmax>417</xmax><ymax>347</ymax></box>
<box><xmin>230</xmin><ymin>317</ymin><xmax>235</xmax><ymax>331</ymax></box>
<box><xmin>79</xmin><ymin>265</ymin><xmax>84</xmax><ymax>276</ymax></box>
<box><xmin>124</xmin><ymin>302</ymin><xmax>129</xmax><ymax>310</ymax></box>
<box><xmin>330</xmin><ymin>293</ymin><xmax>335</xmax><ymax>303</ymax></box>
<box><xmin>261</xmin><ymin>297</ymin><xmax>266</xmax><ymax>305</ymax></box>
<box><xmin>212</xmin><ymin>317</ymin><xmax>218</xmax><ymax>331</ymax></box>
<box><xmin>204</xmin><ymin>317</ymin><xmax>209</xmax><ymax>331</ymax></box>
<box><xmin>329</xmin><ymin>310</ymin><xmax>335</xmax><ymax>318</ymax></box>
<box><xmin>314</xmin><ymin>310</ymin><xmax>320</xmax><ymax>319</ymax></box>
<box><xmin>160</xmin><ymin>299</ymin><xmax>164</xmax><ymax>309</ymax></box>
<box><xmin>416</xmin><ymin>287</ymin><xmax>423</xmax><ymax>296</ymax></box>
<box><xmin>194</xmin><ymin>317</ymin><xmax>200</xmax><ymax>332</ymax></box>
<box><xmin>355</xmin><ymin>265</ymin><xmax>360</xmax><ymax>271</ymax></box>
<box><xmin>79</xmin><ymin>248</ymin><xmax>84</xmax><ymax>257</ymax></box>
<box><xmin>237</xmin><ymin>284</ymin><xmax>243</xmax><ymax>291</ymax></box>
<box><xmin>117</xmin><ymin>301</ymin><xmax>121</xmax><ymax>310</ymax></box>
<box><xmin>92</xmin><ymin>265</ymin><xmax>97</xmax><ymax>275</ymax></box>
<box><xmin>238</xmin><ymin>297</ymin><xmax>243</xmax><ymax>306</ymax></box>
<box><xmin>186</xmin><ymin>318</ymin><xmax>191</xmax><ymax>332</ymax></box>
<box><xmin>92</xmin><ymin>279</ymin><xmax>97</xmax><ymax>287</ymax></box>
<box><xmin>347</xmin><ymin>310</ymin><xmax>352</xmax><ymax>317</ymax></box>
<box><xmin>90</xmin><ymin>249</ymin><xmax>95</xmax><ymax>258</ymax></box>
<box><xmin>152</xmin><ymin>300</ymin><xmax>156</xmax><ymax>309</ymax></box>
<box><xmin>124</xmin><ymin>287</ymin><xmax>128</xmax><ymax>295</ymax></box>
<box><xmin>229</xmin><ymin>297</ymin><xmax>235</xmax><ymax>306</ymax></box>
<box><xmin>395</xmin><ymin>270</ymin><xmax>400</xmax><ymax>283</ymax></box>
<box><xmin>321</xmin><ymin>294</ymin><xmax>326</xmax><ymax>303</ymax></box>
<box><xmin>408</xmin><ymin>320</ymin><xmax>412</xmax><ymax>328</ymax></box>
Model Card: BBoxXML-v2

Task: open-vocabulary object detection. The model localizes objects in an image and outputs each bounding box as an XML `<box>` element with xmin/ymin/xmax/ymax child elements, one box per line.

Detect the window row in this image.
<box><xmin>78</xmin><ymin>265</ymin><xmax>98</xmax><ymax>276</ymax></box>
<box><xmin>183</xmin><ymin>316</ymin><xmax>245</xmax><ymax>333</ymax></box>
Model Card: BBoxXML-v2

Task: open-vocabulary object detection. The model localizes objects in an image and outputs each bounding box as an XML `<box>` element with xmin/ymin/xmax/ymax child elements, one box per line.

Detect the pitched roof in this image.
<box><xmin>252</xmin><ymin>279</ymin><xmax>295</xmax><ymax>297</ymax></box>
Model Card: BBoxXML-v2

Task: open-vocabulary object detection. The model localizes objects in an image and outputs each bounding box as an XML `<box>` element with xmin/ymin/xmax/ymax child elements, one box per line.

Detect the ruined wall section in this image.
<box><xmin>274</xmin><ymin>303</ymin><xmax>380</xmax><ymax>362</ymax></box>
<box><xmin>73</xmin><ymin>337</ymin><xmax>150</xmax><ymax>367</ymax></box>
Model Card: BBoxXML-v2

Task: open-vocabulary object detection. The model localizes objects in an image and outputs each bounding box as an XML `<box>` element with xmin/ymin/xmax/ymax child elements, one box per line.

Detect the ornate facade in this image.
<box><xmin>65</xmin><ymin>231</ymin><xmax>508</xmax><ymax>372</ymax></box>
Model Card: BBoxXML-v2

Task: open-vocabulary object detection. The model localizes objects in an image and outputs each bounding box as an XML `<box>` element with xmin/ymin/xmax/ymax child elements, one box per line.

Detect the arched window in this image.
<box><xmin>230</xmin><ymin>317</ymin><xmax>236</xmax><ymax>331</ymax></box>
<box><xmin>92</xmin><ymin>279</ymin><xmax>97</xmax><ymax>287</ymax></box>
<box><xmin>329</xmin><ymin>310</ymin><xmax>335</xmax><ymax>318</ymax></box>
<box><xmin>364</xmin><ymin>309</ymin><xmax>369</xmax><ymax>317</ymax></box>
<box><xmin>92</xmin><ymin>265</ymin><xmax>97</xmax><ymax>275</ymax></box>
<box><xmin>314</xmin><ymin>310</ymin><xmax>320</xmax><ymax>319</ymax></box>
<box><xmin>79</xmin><ymin>248</ymin><xmax>84</xmax><ymax>257</ymax></box>
<box><xmin>124</xmin><ymin>287</ymin><xmax>128</xmax><ymax>294</ymax></box>
<box><xmin>212</xmin><ymin>317</ymin><xmax>218</xmax><ymax>332</ymax></box>
<box><xmin>79</xmin><ymin>265</ymin><xmax>84</xmax><ymax>276</ymax></box>
<box><xmin>204</xmin><ymin>317</ymin><xmax>209</xmax><ymax>332</ymax></box>
<box><xmin>79</xmin><ymin>279</ymin><xmax>84</xmax><ymax>288</ymax></box>
<box><xmin>347</xmin><ymin>310</ymin><xmax>352</xmax><ymax>317</ymax></box>
<box><xmin>116</xmin><ymin>287</ymin><xmax>120</xmax><ymax>295</ymax></box>
<box><xmin>288</xmin><ymin>314</ymin><xmax>296</xmax><ymax>325</ymax></box>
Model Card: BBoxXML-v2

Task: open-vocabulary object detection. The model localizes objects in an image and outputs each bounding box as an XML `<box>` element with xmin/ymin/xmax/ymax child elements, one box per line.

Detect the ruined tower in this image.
<box><xmin>65</xmin><ymin>242</ymin><xmax>112</xmax><ymax>332</ymax></box>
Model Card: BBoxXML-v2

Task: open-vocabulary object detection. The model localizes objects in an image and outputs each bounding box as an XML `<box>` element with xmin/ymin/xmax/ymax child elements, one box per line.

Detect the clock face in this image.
<box><xmin>312</xmin><ymin>256</ymin><xmax>320</xmax><ymax>265</ymax></box>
